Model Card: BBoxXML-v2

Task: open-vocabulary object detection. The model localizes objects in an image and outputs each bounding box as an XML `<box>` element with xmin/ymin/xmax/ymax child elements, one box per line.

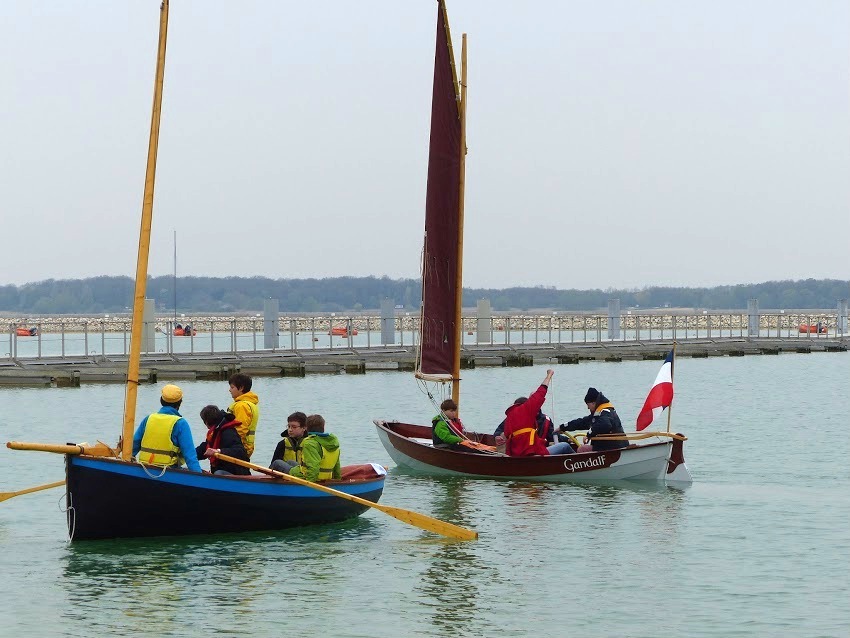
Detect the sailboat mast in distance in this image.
<box><xmin>173</xmin><ymin>229</ymin><xmax>177</xmax><ymax>326</ymax></box>
<box><xmin>121</xmin><ymin>0</ymin><xmax>170</xmax><ymax>459</ymax></box>
<box><xmin>416</xmin><ymin>0</ymin><xmax>465</xmax><ymax>404</ymax></box>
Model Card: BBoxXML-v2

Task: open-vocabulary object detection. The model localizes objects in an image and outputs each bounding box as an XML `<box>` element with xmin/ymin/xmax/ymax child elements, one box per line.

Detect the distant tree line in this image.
<box><xmin>0</xmin><ymin>276</ymin><xmax>847</xmax><ymax>314</ymax></box>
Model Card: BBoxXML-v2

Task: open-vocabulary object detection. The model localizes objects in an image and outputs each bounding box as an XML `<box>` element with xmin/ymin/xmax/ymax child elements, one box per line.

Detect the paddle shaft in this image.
<box><xmin>6</xmin><ymin>441</ymin><xmax>117</xmax><ymax>456</ymax></box>
<box><xmin>0</xmin><ymin>480</ymin><xmax>65</xmax><ymax>503</ymax></box>
<box><xmin>214</xmin><ymin>453</ymin><xmax>477</xmax><ymax>541</ymax></box>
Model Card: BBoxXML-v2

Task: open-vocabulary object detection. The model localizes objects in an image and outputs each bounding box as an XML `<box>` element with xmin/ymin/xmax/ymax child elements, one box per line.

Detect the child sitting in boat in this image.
<box><xmin>227</xmin><ymin>373</ymin><xmax>260</xmax><ymax>460</ymax></box>
<box><xmin>431</xmin><ymin>399</ymin><xmax>465</xmax><ymax>449</ymax></box>
<box><xmin>431</xmin><ymin>400</ymin><xmax>495</xmax><ymax>453</ymax></box>
<box><xmin>195</xmin><ymin>405</ymin><xmax>250</xmax><ymax>476</ymax></box>
<box><xmin>288</xmin><ymin>414</ymin><xmax>341</xmax><ymax>482</ymax></box>
<box><xmin>270</xmin><ymin>411</ymin><xmax>308</xmax><ymax>474</ymax></box>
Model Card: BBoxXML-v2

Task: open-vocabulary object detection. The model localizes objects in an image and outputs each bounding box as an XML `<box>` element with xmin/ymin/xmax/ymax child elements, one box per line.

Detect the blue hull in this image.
<box><xmin>66</xmin><ymin>455</ymin><xmax>384</xmax><ymax>541</ymax></box>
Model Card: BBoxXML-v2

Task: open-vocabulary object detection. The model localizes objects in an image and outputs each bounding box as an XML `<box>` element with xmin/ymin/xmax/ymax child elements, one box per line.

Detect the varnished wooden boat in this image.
<box><xmin>374</xmin><ymin>420</ymin><xmax>690</xmax><ymax>483</ymax></box>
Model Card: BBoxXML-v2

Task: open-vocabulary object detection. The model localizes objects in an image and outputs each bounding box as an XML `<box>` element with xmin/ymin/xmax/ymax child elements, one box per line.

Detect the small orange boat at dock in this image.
<box><xmin>329</xmin><ymin>326</ymin><xmax>358</xmax><ymax>337</ymax></box>
<box><xmin>16</xmin><ymin>327</ymin><xmax>38</xmax><ymax>337</ymax></box>
<box><xmin>798</xmin><ymin>323</ymin><xmax>827</xmax><ymax>334</ymax></box>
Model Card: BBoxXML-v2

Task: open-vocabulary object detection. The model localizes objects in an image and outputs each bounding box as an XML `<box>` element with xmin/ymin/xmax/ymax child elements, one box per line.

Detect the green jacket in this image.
<box><xmin>290</xmin><ymin>433</ymin><xmax>341</xmax><ymax>482</ymax></box>
<box><xmin>432</xmin><ymin>414</ymin><xmax>463</xmax><ymax>446</ymax></box>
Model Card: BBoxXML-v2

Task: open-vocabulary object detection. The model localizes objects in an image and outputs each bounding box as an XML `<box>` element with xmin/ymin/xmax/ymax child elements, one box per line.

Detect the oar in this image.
<box><xmin>0</xmin><ymin>480</ymin><xmax>65</xmax><ymax>503</ymax></box>
<box><xmin>214</xmin><ymin>453</ymin><xmax>478</xmax><ymax>541</ymax></box>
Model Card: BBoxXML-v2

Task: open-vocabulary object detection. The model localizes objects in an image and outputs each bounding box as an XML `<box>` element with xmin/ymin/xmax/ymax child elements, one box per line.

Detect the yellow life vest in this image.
<box><xmin>282</xmin><ymin>437</ymin><xmax>303</xmax><ymax>464</ymax></box>
<box><xmin>229</xmin><ymin>397</ymin><xmax>260</xmax><ymax>457</ymax></box>
<box><xmin>594</xmin><ymin>402</ymin><xmax>614</xmax><ymax>415</ymax></box>
<box><xmin>317</xmin><ymin>445</ymin><xmax>341</xmax><ymax>481</ymax></box>
<box><xmin>137</xmin><ymin>413</ymin><xmax>182</xmax><ymax>467</ymax></box>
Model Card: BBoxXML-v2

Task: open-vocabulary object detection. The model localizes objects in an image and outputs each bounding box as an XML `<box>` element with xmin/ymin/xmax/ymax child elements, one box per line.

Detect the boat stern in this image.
<box><xmin>665</xmin><ymin>435</ymin><xmax>692</xmax><ymax>483</ymax></box>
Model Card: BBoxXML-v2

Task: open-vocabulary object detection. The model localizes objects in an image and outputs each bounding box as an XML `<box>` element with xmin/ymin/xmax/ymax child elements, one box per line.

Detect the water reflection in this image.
<box><xmin>571</xmin><ymin>481</ymin><xmax>688</xmax><ymax>547</ymax></box>
<box><xmin>60</xmin><ymin>518</ymin><xmax>384</xmax><ymax>635</ymax></box>
<box><xmin>636</xmin><ymin>482</ymin><xmax>688</xmax><ymax>543</ymax></box>
<box><xmin>501</xmin><ymin>481</ymin><xmax>562</xmax><ymax>531</ymax></box>
<box><xmin>414</xmin><ymin>478</ymin><xmax>497</xmax><ymax>637</ymax></box>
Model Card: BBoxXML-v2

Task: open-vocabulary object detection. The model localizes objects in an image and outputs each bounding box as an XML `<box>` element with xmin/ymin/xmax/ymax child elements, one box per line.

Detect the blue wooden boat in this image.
<box><xmin>66</xmin><ymin>455</ymin><xmax>385</xmax><ymax>541</ymax></box>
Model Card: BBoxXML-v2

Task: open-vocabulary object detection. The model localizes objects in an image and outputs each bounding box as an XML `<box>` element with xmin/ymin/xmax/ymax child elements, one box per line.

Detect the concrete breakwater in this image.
<box><xmin>3</xmin><ymin>311</ymin><xmax>840</xmax><ymax>334</ymax></box>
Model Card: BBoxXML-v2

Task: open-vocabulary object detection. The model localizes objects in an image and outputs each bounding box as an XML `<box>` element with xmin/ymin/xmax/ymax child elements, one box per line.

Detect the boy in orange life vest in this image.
<box><xmin>195</xmin><ymin>405</ymin><xmax>250</xmax><ymax>476</ymax></box>
<box><xmin>132</xmin><ymin>384</ymin><xmax>202</xmax><ymax>472</ymax></box>
<box><xmin>227</xmin><ymin>373</ymin><xmax>260</xmax><ymax>459</ymax></box>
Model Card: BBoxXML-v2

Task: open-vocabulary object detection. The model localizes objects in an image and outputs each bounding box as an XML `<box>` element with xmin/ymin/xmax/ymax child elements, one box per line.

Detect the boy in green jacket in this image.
<box><xmin>290</xmin><ymin>414</ymin><xmax>341</xmax><ymax>482</ymax></box>
<box><xmin>431</xmin><ymin>399</ymin><xmax>465</xmax><ymax>448</ymax></box>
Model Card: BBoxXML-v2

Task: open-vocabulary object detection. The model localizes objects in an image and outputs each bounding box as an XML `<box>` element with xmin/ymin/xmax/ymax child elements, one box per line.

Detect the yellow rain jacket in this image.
<box><xmin>228</xmin><ymin>391</ymin><xmax>260</xmax><ymax>458</ymax></box>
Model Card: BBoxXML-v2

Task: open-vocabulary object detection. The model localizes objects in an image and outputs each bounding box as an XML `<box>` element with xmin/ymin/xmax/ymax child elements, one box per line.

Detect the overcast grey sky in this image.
<box><xmin>2</xmin><ymin>1</ymin><xmax>848</xmax><ymax>290</ymax></box>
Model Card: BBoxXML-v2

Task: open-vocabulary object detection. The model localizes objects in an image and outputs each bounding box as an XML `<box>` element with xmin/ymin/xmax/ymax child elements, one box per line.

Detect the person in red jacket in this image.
<box><xmin>195</xmin><ymin>405</ymin><xmax>251</xmax><ymax>475</ymax></box>
<box><xmin>503</xmin><ymin>369</ymin><xmax>574</xmax><ymax>456</ymax></box>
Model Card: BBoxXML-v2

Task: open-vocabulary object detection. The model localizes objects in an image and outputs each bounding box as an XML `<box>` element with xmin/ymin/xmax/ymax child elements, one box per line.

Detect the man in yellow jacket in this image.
<box><xmin>227</xmin><ymin>373</ymin><xmax>260</xmax><ymax>459</ymax></box>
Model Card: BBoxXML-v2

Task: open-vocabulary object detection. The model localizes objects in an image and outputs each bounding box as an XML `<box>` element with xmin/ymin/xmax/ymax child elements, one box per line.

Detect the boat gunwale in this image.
<box><xmin>69</xmin><ymin>454</ymin><xmax>386</xmax><ymax>497</ymax></box>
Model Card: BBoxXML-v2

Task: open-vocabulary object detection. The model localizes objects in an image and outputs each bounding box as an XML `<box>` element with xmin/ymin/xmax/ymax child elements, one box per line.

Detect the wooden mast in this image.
<box><xmin>451</xmin><ymin>29</ymin><xmax>468</xmax><ymax>406</ymax></box>
<box><xmin>121</xmin><ymin>0</ymin><xmax>170</xmax><ymax>460</ymax></box>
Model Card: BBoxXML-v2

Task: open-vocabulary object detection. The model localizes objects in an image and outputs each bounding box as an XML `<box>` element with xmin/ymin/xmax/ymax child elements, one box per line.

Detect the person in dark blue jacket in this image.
<box><xmin>560</xmin><ymin>387</ymin><xmax>628</xmax><ymax>451</ymax></box>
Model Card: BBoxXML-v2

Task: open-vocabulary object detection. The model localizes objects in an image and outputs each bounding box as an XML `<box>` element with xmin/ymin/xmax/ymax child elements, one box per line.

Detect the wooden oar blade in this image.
<box><xmin>214</xmin><ymin>453</ymin><xmax>478</xmax><ymax>541</ymax></box>
<box><xmin>0</xmin><ymin>480</ymin><xmax>65</xmax><ymax>503</ymax></box>
<box><xmin>373</xmin><ymin>503</ymin><xmax>478</xmax><ymax>540</ymax></box>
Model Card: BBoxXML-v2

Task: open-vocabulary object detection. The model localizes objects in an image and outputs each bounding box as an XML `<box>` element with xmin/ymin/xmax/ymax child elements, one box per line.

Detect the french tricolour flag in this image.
<box><xmin>636</xmin><ymin>350</ymin><xmax>674</xmax><ymax>431</ymax></box>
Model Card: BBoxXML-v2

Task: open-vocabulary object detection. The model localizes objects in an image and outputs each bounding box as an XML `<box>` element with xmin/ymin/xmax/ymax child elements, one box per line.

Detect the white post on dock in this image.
<box><xmin>264</xmin><ymin>298</ymin><xmax>279</xmax><ymax>349</ymax></box>
<box><xmin>476</xmin><ymin>298</ymin><xmax>491</xmax><ymax>344</ymax></box>
<box><xmin>141</xmin><ymin>298</ymin><xmax>156</xmax><ymax>353</ymax></box>
<box><xmin>381</xmin><ymin>299</ymin><xmax>395</xmax><ymax>345</ymax></box>
<box><xmin>838</xmin><ymin>299</ymin><xmax>848</xmax><ymax>336</ymax></box>
<box><xmin>747</xmin><ymin>298</ymin><xmax>760</xmax><ymax>337</ymax></box>
<box><xmin>607</xmin><ymin>298</ymin><xmax>621</xmax><ymax>340</ymax></box>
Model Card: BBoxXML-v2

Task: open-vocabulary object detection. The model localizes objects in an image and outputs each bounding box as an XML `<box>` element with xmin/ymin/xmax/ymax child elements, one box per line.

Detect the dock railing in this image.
<box><xmin>2</xmin><ymin>311</ymin><xmax>844</xmax><ymax>362</ymax></box>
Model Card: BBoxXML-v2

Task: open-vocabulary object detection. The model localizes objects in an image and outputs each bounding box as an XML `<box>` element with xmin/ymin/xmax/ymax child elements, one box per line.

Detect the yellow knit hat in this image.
<box><xmin>161</xmin><ymin>384</ymin><xmax>183</xmax><ymax>403</ymax></box>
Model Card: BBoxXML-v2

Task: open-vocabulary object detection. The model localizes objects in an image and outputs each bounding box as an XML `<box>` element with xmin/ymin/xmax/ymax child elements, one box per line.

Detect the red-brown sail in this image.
<box><xmin>417</xmin><ymin>0</ymin><xmax>462</xmax><ymax>381</ymax></box>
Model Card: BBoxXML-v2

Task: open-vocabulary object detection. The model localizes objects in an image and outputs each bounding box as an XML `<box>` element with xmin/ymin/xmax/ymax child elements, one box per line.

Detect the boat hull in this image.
<box><xmin>798</xmin><ymin>324</ymin><xmax>827</xmax><ymax>334</ymax></box>
<box><xmin>374</xmin><ymin>420</ymin><xmax>690</xmax><ymax>484</ymax></box>
<box><xmin>65</xmin><ymin>455</ymin><xmax>384</xmax><ymax>541</ymax></box>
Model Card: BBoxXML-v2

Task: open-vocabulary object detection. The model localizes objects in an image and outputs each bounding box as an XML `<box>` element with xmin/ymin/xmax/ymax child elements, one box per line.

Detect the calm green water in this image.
<box><xmin>1</xmin><ymin>354</ymin><xmax>848</xmax><ymax>637</ymax></box>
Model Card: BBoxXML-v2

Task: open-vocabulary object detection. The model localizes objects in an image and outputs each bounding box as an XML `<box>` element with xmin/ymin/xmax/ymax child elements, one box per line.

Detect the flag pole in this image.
<box><xmin>666</xmin><ymin>341</ymin><xmax>676</xmax><ymax>433</ymax></box>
